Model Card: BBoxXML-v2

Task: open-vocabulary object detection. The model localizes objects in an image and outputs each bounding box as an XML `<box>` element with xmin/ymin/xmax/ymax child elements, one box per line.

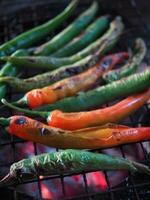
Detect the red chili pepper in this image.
<box><xmin>0</xmin><ymin>116</ymin><xmax>149</xmax><ymax>149</ymax></box>
<box><xmin>2</xmin><ymin>89</ymin><xmax>150</xmax><ymax>130</ymax></box>
<box><xmin>14</xmin><ymin>52</ymin><xmax>128</xmax><ymax>108</ymax></box>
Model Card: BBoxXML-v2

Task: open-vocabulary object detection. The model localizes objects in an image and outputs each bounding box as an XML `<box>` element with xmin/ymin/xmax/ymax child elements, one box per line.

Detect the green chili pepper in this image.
<box><xmin>0</xmin><ymin>49</ymin><xmax>29</xmax><ymax>77</ymax></box>
<box><xmin>37</xmin><ymin>68</ymin><xmax>150</xmax><ymax>112</ymax></box>
<box><xmin>0</xmin><ymin>49</ymin><xmax>29</xmax><ymax>100</ymax></box>
<box><xmin>103</xmin><ymin>38</ymin><xmax>146</xmax><ymax>82</ymax></box>
<box><xmin>0</xmin><ymin>56</ymin><xmax>94</xmax><ymax>92</ymax></box>
<box><xmin>33</xmin><ymin>2</ymin><xmax>98</xmax><ymax>56</ymax></box>
<box><xmin>0</xmin><ymin>0</ymin><xmax>78</xmax><ymax>56</ymax></box>
<box><xmin>1</xmin><ymin>17</ymin><xmax>122</xmax><ymax>71</ymax></box>
<box><xmin>0</xmin><ymin>149</ymin><xmax>149</xmax><ymax>186</ymax></box>
<box><xmin>52</xmin><ymin>16</ymin><xmax>110</xmax><ymax>57</ymax></box>
<box><xmin>0</xmin><ymin>17</ymin><xmax>122</xmax><ymax>92</ymax></box>
<box><xmin>0</xmin><ymin>0</ymin><xmax>78</xmax><ymax>100</ymax></box>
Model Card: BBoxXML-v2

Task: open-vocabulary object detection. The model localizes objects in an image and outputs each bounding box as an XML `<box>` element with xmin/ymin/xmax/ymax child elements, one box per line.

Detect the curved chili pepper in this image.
<box><xmin>53</xmin><ymin>16</ymin><xmax>109</xmax><ymax>57</ymax></box>
<box><xmin>10</xmin><ymin>52</ymin><xmax>128</xmax><ymax>108</ymax></box>
<box><xmin>1</xmin><ymin>17</ymin><xmax>123</xmax><ymax>71</ymax></box>
<box><xmin>103</xmin><ymin>38</ymin><xmax>146</xmax><ymax>82</ymax></box>
<box><xmin>0</xmin><ymin>0</ymin><xmax>78</xmax><ymax>57</ymax></box>
<box><xmin>0</xmin><ymin>17</ymin><xmax>122</xmax><ymax>92</ymax></box>
<box><xmin>33</xmin><ymin>2</ymin><xmax>98</xmax><ymax>56</ymax></box>
<box><xmin>35</xmin><ymin>68</ymin><xmax>150</xmax><ymax>112</ymax></box>
<box><xmin>2</xmin><ymin>88</ymin><xmax>150</xmax><ymax>130</ymax></box>
<box><xmin>0</xmin><ymin>149</ymin><xmax>149</xmax><ymax>187</ymax></box>
<box><xmin>0</xmin><ymin>116</ymin><xmax>150</xmax><ymax>149</ymax></box>
<box><xmin>0</xmin><ymin>0</ymin><xmax>78</xmax><ymax>101</ymax></box>
<box><xmin>1</xmin><ymin>15</ymin><xmax>110</xmax><ymax>68</ymax></box>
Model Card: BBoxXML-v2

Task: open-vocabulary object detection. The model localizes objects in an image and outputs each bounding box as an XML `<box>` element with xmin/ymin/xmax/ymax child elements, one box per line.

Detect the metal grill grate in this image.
<box><xmin>0</xmin><ymin>0</ymin><xmax>150</xmax><ymax>199</ymax></box>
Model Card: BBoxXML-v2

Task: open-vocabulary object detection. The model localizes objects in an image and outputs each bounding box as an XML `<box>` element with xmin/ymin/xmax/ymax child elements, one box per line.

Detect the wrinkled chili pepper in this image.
<box><xmin>103</xmin><ymin>38</ymin><xmax>146</xmax><ymax>82</ymax></box>
<box><xmin>1</xmin><ymin>17</ymin><xmax>122</xmax><ymax>71</ymax></box>
<box><xmin>53</xmin><ymin>16</ymin><xmax>109</xmax><ymax>57</ymax></box>
<box><xmin>3</xmin><ymin>89</ymin><xmax>149</xmax><ymax>130</ymax></box>
<box><xmin>0</xmin><ymin>0</ymin><xmax>78</xmax><ymax>57</ymax></box>
<box><xmin>0</xmin><ymin>117</ymin><xmax>150</xmax><ymax>149</ymax></box>
<box><xmin>10</xmin><ymin>52</ymin><xmax>128</xmax><ymax>108</ymax></box>
<box><xmin>0</xmin><ymin>149</ymin><xmax>149</xmax><ymax>187</ymax></box>
<box><xmin>0</xmin><ymin>17</ymin><xmax>123</xmax><ymax>92</ymax></box>
<box><xmin>33</xmin><ymin>2</ymin><xmax>98</xmax><ymax>56</ymax></box>
<box><xmin>35</xmin><ymin>68</ymin><xmax>150</xmax><ymax>112</ymax></box>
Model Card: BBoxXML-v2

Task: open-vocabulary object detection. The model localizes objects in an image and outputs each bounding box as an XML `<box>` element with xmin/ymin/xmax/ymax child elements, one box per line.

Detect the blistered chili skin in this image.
<box><xmin>103</xmin><ymin>38</ymin><xmax>146</xmax><ymax>83</ymax></box>
<box><xmin>9</xmin><ymin>149</ymin><xmax>138</xmax><ymax>180</ymax></box>
<box><xmin>26</xmin><ymin>52</ymin><xmax>128</xmax><ymax>108</ymax></box>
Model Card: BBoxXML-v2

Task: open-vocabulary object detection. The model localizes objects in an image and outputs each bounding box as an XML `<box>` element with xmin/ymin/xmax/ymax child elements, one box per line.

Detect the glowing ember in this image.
<box><xmin>41</xmin><ymin>183</ymin><xmax>53</xmax><ymax>199</ymax></box>
<box><xmin>87</xmin><ymin>171</ymin><xmax>108</xmax><ymax>191</ymax></box>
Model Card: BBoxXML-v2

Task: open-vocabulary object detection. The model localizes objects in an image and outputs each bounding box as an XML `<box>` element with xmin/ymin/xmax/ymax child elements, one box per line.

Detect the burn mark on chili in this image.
<box><xmin>101</xmin><ymin>57</ymin><xmax>113</xmax><ymax>70</ymax></box>
<box><xmin>117</xmin><ymin>53</ymin><xmax>125</xmax><ymax>59</ymax></box>
<box><xmin>65</xmin><ymin>67</ymin><xmax>81</xmax><ymax>75</ymax></box>
<box><xmin>15</xmin><ymin>117</ymin><xmax>27</xmax><ymax>125</ymax></box>
<box><xmin>15</xmin><ymin>169</ymin><xmax>23</xmax><ymax>182</ymax></box>
<box><xmin>112</xmin><ymin>131</ymin><xmax>121</xmax><ymax>141</ymax></box>
<box><xmin>47</xmin><ymin>73</ymin><xmax>61</xmax><ymax>84</ymax></box>
<box><xmin>39</xmin><ymin>127</ymin><xmax>49</xmax><ymax>136</ymax></box>
<box><xmin>53</xmin><ymin>85</ymin><xmax>63</xmax><ymax>90</ymax></box>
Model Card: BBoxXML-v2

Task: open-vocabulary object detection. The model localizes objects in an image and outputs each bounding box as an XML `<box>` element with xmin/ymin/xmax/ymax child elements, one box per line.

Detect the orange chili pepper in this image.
<box><xmin>0</xmin><ymin>117</ymin><xmax>149</xmax><ymax>149</ymax></box>
<box><xmin>2</xmin><ymin>88</ymin><xmax>150</xmax><ymax>130</ymax></box>
<box><xmin>14</xmin><ymin>52</ymin><xmax>128</xmax><ymax>108</ymax></box>
<box><xmin>48</xmin><ymin>88</ymin><xmax>150</xmax><ymax>130</ymax></box>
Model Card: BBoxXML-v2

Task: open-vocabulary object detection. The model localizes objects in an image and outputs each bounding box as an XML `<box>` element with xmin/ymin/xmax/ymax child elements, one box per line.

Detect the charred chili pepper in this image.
<box><xmin>103</xmin><ymin>38</ymin><xmax>146</xmax><ymax>82</ymax></box>
<box><xmin>3</xmin><ymin>89</ymin><xmax>149</xmax><ymax>130</ymax></box>
<box><xmin>0</xmin><ymin>49</ymin><xmax>29</xmax><ymax>100</ymax></box>
<box><xmin>1</xmin><ymin>17</ymin><xmax>123</xmax><ymax>71</ymax></box>
<box><xmin>33</xmin><ymin>2</ymin><xmax>98</xmax><ymax>56</ymax></box>
<box><xmin>0</xmin><ymin>0</ymin><xmax>78</xmax><ymax>56</ymax></box>
<box><xmin>9</xmin><ymin>52</ymin><xmax>128</xmax><ymax>108</ymax></box>
<box><xmin>0</xmin><ymin>0</ymin><xmax>78</xmax><ymax>101</ymax></box>
<box><xmin>0</xmin><ymin>17</ymin><xmax>122</xmax><ymax>92</ymax></box>
<box><xmin>35</xmin><ymin>68</ymin><xmax>150</xmax><ymax>112</ymax></box>
<box><xmin>0</xmin><ymin>116</ymin><xmax>150</xmax><ymax>149</ymax></box>
<box><xmin>0</xmin><ymin>149</ymin><xmax>149</xmax><ymax>187</ymax></box>
<box><xmin>52</xmin><ymin>16</ymin><xmax>109</xmax><ymax>57</ymax></box>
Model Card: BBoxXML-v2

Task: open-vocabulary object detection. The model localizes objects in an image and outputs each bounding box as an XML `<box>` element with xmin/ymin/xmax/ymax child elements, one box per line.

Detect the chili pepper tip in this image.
<box><xmin>0</xmin><ymin>117</ymin><xmax>10</xmax><ymax>126</ymax></box>
<box><xmin>0</xmin><ymin>173</ymin><xmax>18</xmax><ymax>187</ymax></box>
<box><xmin>132</xmin><ymin>161</ymin><xmax>150</xmax><ymax>175</ymax></box>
